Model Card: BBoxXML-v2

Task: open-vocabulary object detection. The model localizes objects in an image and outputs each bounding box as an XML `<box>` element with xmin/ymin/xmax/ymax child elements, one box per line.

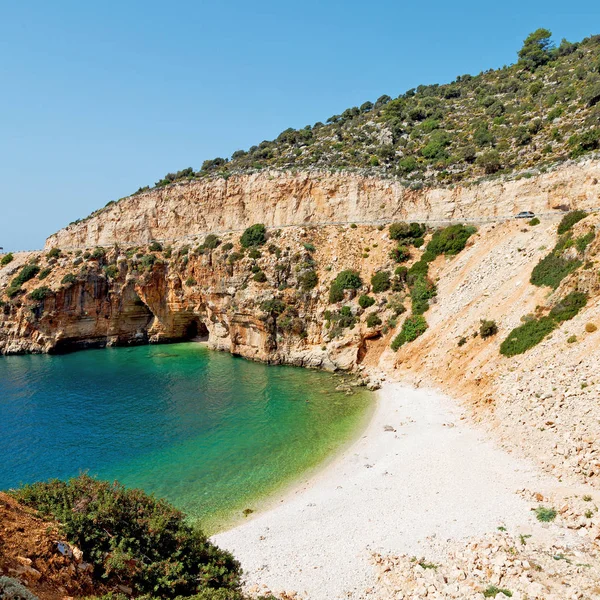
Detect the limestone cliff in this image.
<box><xmin>46</xmin><ymin>159</ymin><xmax>600</xmax><ymax>249</ymax></box>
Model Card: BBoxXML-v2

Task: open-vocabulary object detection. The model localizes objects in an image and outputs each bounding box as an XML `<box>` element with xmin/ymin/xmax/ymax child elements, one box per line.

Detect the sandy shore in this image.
<box><xmin>212</xmin><ymin>382</ymin><xmax>556</xmax><ymax>599</ymax></box>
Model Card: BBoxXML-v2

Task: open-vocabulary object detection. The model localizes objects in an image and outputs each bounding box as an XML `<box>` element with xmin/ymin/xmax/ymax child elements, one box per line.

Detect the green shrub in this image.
<box><xmin>185</xmin><ymin>277</ymin><xmax>197</xmax><ymax>286</ymax></box>
<box><xmin>203</xmin><ymin>234</ymin><xmax>221</xmax><ymax>249</ymax></box>
<box><xmin>0</xmin><ymin>252</ymin><xmax>13</xmax><ymax>266</ymax></box>
<box><xmin>483</xmin><ymin>585</ymin><xmax>513</xmax><ymax>598</ymax></box>
<box><xmin>358</xmin><ymin>294</ymin><xmax>375</xmax><ymax>308</ymax></box>
<box><xmin>253</xmin><ymin>271</ymin><xmax>267</xmax><ymax>282</ymax></box>
<box><xmin>413</xmin><ymin>237</ymin><xmax>424</xmax><ymax>248</ymax></box>
<box><xmin>12</xmin><ymin>264</ymin><xmax>40</xmax><ymax>287</ymax></box>
<box><xmin>371</xmin><ymin>271</ymin><xmax>391</xmax><ymax>293</ymax></box>
<box><xmin>61</xmin><ymin>273</ymin><xmax>77</xmax><ymax>285</ymax></box>
<box><xmin>388</xmin><ymin>295</ymin><xmax>406</xmax><ymax>316</ymax></box>
<box><xmin>227</xmin><ymin>252</ymin><xmax>243</xmax><ymax>264</ymax></box>
<box><xmin>149</xmin><ymin>241</ymin><xmax>163</xmax><ymax>252</ymax></box>
<box><xmin>240</xmin><ymin>224</ymin><xmax>267</xmax><ymax>247</ymax></box>
<box><xmin>389</xmin><ymin>222</ymin><xmax>425</xmax><ymax>242</ymax></box>
<box><xmin>329</xmin><ymin>282</ymin><xmax>344</xmax><ymax>303</ymax></box>
<box><xmin>410</xmin><ymin>276</ymin><xmax>436</xmax><ymax>314</ymax></box>
<box><xmin>221</xmin><ymin>242</ymin><xmax>234</xmax><ymax>252</ymax></box>
<box><xmin>298</xmin><ymin>270</ymin><xmax>318</xmax><ymax>291</ymax></box>
<box><xmin>12</xmin><ymin>475</ymin><xmax>241</xmax><ymax>598</ymax></box>
<box><xmin>366</xmin><ymin>313</ymin><xmax>382</xmax><ymax>328</ymax></box>
<box><xmin>139</xmin><ymin>254</ymin><xmax>156</xmax><ymax>270</ymax></box>
<box><xmin>528</xmin><ymin>217</ymin><xmax>540</xmax><ymax>226</ymax></box>
<box><xmin>530</xmin><ymin>251</ymin><xmax>581</xmax><ymax>289</ymax></box>
<box><xmin>47</xmin><ymin>247</ymin><xmax>61</xmax><ymax>259</ymax></box>
<box><xmin>480</xmin><ymin>319</ymin><xmax>498</xmax><ymax>339</ymax></box>
<box><xmin>303</xmin><ymin>242</ymin><xmax>316</xmax><ymax>252</ymax></box>
<box><xmin>391</xmin><ymin>315</ymin><xmax>428</xmax><ymax>350</ymax></box>
<box><xmin>390</xmin><ymin>245</ymin><xmax>411</xmax><ymax>262</ymax></box>
<box><xmin>29</xmin><ymin>287</ymin><xmax>51</xmax><ymax>301</ymax></box>
<box><xmin>0</xmin><ymin>576</ymin><xmax>39</xmax><ymax>600</ymax></box>
<box><xmin>557</xmin><ymin>210</ymin><xmax>588</xmax><ymax>234</ymax></box>
<box><xmin>38</xmin><ymin>267</ymin><xmax>52</xmax><ymax>280</ymax></box>
<box><xmin>499</xmin><ymin>317</ymin><xmax>556</xmax><ymax>357</ymax></box>
<box><xmin>576</xmin><ymin>231</ymin><xmax>595</xmax><ymax>252</ymax></box>
<box><xmin>535</xmin><ymin>506</ymin><xmax>557</xmax><ymax>522</ymax></box>
<box><xmin>326</xmin><ymin>305</ymin><xmax>357</xmax><ymax>336</ymax></box>
<box><xmin>104</xmin><ymin>265</ymin><xmax>119</xmax><ymax>278</ymax></box>
<box><xmin>427</xmin><ymin>224</ymin><xmax>476</xmax><ymax>256</ymax></box>
<box><xmin>261</xmin><ymin>298</ymin><xmax>286</xmax><ymax>314</ymax></box>
<box><xmin>333</xmin><ymin>269</ymin><xmax>363</xmax><ymax>289</ymax></box>
<box><xmin>548</xmin><ymin>291</ymin><xmax>587</xmax><ymax>322</ymax></box>
<box><xmin>248</xmin><ymin>248</ymin><xmax>262</xmax><ymax>259</ymax></box>
<box><xmin>91</xmin><ymin>247</ymin><xmax>106</xmax><ymax>260</ymax></box>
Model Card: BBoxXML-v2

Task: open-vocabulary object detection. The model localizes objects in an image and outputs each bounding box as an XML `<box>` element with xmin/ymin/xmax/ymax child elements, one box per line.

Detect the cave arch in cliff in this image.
<box><xmin>184</xmin><ymin>318</ymin><xmax>209</xmax><ymax>342</ymax></box>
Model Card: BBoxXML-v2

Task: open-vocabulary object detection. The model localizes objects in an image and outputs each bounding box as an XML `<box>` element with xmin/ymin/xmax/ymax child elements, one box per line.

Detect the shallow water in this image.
<box><xmin>0</xmin><ymin>343</ymin><xmax>371</xmax><ymax>532</ymax></box>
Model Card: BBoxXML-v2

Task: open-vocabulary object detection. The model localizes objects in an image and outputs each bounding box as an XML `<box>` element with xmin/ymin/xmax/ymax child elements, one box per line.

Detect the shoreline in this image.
<box><xmin>212</xmin><ymin>381</ymin><xmax>560</xmax><ymax>599</ymax></box>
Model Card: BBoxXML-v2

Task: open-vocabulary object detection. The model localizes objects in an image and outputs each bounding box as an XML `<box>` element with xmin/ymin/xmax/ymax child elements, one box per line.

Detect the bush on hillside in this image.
<box><xmin>149</xmin><ymin>241</ymin><xmax>163</xmax><ymax>252</ymax></box>
<box><xmin>298</xmin><ymin>270</ymin><xmax>318</xmax><ymax>291</ymax></box>
<box><xmin>203</xmin><ymin>234</ymin><xmax>221</xmax><ymax>249</ymax></box>
<box><xmin>12</xmin><ymin>476</ymin><xmax>241</xmax><ymax>599</ymax></box>
<box><xmin>479</xmin><ymin>319</ymin><xmax>498</xmax><ymax>339</ymax></box>
<box><xmin>61</xmin><ymin>273</ymin><xmax>77</xmax><ymax>285</ymax></box>
<box><xmin>391</xmin><ymin>315</ymin><xmax>428</xmax><ymax>350</ymax></box>
<box><xmin>371</xmin><ymin>271</ymin><xmax>391</xmax><ymax>293</ymax></box>
<box><xmin>366</xmin><ymin>313</ymin><xmax>382</xmax><ymax>328</ymax></box>
<box><xmin>557</xmin><ymin>210</ymin><xmax>588</xmax><ymax>234</ymax></box>
<box><xmin>499</xmin><ymin>317</ymin><xmax>556</xmax><ymax>357</ymax></box>
<box><xmin>46</xmin><ymin>247</ymin><xmax>61</xmax><ymax>259</ymax></box>
<box><xmin>358</xmin><ymin>294</ymin><xmax>375</xmax><ymax>308</ymax></box>
<box><xmin>548</xmin><ymin>291</ymin><xmax>588</xmax><ymax>322</ymax></box>
<box><xmin>29</xmin><ymin>287</ymin><xmax>51</xmax><ymax>301</ymax></box>
<box><xmin>1</xmin><ymin>252</ymin><xmax>14</xmax><ymax>266</ymax></box>
<box><xmin>427</xmin><ymin>224</ymin><xmax>476</xmax><ymax>256</ymax></box>
<box><xmin>240</xmin><ymin>224</ymin><xmax>267</xmax><ymax>247</ymax></box>
<box><xmin>390</xmin><ymin>245</ymin><xmax>411</xmax><ymax>263</ymax></box>
<box><xmin>530</xmin><ymin>249</ymin><xmax>581</xmax><ymax>289</ymax></box>
<box><xmin>0</xmin><ymin>576</ymin><xmax>39</xmax><ymax>600</ymax></box>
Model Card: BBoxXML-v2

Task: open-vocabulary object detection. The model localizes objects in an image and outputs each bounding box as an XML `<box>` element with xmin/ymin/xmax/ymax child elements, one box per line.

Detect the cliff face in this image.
<box><xmin>46</xmin><ymin>159</ymin><xmax>600</xmax><ymax>249</ymax></box>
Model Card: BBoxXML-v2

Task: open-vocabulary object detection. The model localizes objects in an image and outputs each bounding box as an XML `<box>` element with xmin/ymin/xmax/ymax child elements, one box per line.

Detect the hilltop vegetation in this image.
<box><xmin>143</xmin><ymin>30</ymin><xmax>600</xmax><ymax>193</ymax></box>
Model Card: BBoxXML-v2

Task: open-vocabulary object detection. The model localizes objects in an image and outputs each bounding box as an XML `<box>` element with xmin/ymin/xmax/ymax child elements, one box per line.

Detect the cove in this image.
<box><xmin>0</xmin><ymin>343</ymin><xmax>371</xmax><ymax>533</ymax></box>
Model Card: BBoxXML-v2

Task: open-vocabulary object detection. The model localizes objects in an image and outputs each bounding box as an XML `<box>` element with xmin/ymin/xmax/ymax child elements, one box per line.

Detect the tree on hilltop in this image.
<box><xmin>518</xmin><ymin>28</ymin><xmax>554</xmax><ymax>70</ymax></box>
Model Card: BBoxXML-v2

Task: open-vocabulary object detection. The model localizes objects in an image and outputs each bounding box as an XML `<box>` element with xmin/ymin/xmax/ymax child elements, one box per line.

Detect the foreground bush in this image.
<box><xmin>0</xmin><ymin>576</ymin><xmax>38</xmax><ymax>600</ymax></box>
<box><xmin>12</xmin><ymin>475</ymin><xmax>241</xmax><ymax>599</ymax></box>
<box><xmin>1</xmin><ymin>252</ymin><xmax>14</xmax><ymax>266</ymax></box>
<box><xmin>427</xmin><ymin>224</ymin><xmax>476</xmax><ymax>256</ymax></box>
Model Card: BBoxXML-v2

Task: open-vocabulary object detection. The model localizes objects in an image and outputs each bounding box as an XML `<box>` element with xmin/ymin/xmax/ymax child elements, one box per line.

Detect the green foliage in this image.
<box><xmin>260</xmin><ymin>298</ymin><xmax>286</xmax><ymax>315</ymax></box>
<box><xmin>476</xmin><ymin>150</ymin><xmax>502</xmax><ymax>174</ymax></box>
<box><xmin>248</xmin><ymin>248</ymin><xmax>262</xmax><ymax>259</ymax></box>
<box><xmin>389</xmin><ymin>222</ymin><xmax>426</xmax><ymax>242</ymax></box>
<box><xmin>303</xmin><ymin>242</ymin><xmax>316</xmax><ymax>252</ymax></box>
<box><xmin>12</xmin><ymin>475</ymin><xmax>241</xmax><ymax>598</ymax></box>
<box><xmin>528</xmin><ymin>217</ymin><xmax>540</xmax><ymax>226</ymax></box>
<box><xmin>500</xmin><ymin>317</ymin><xmax>556</xmax><ymax>357</ymax></box>
<box><xmin>500</xmin><ymin>292</ymin><xmax>587</xmax><ymax>356</ymax></box>
<box><xmin>203</xmin><ymin>234</ymin><xmax>221</xmax><ymax>249</ymax></box>
<box><xmin>29</xmin><ymin>287</ymin><xmax>51</xmax><ymax>301</ymax></box>
<box><xmin>518</xmin><ymin>28</ymin><xmax>554</xmax><ymax>70</ymax></box>
<box><xmin>557</xmin><ymin>210</ymin><xmax>588</xmax><ymax>234</ymax></box>
<box><xmin>1</xmin><ymin>252</ymin><xmax>13</xmax><ymax>266</ymax></box>
<box><xmin>91</xmin><ymin>247</ymin><xmax>106</xmax><ymax>260</ymax></box>
<box><xmin>240</xmin><ymin>224</ymin><xmax>267</xmax><ymax>247</ymax></box>
<box><xmin>410</xmin><ymin>276</ymin><xmax>437</xmax><ymax>314</ymax></box>
<box><xmin>298</xmin><ymin>270</ymin><xmax>318</xmax><ymax>291</ymax></box>
<box><xmin>329</xmin><ymin>270</ymin><xmax>362</xmax><ymax>303</ymax></box>
<box><xmin>427</xmin><ymin>224</ymin><xmax>476</xmax><ymax>256</ymax></box>
<box><xmin>530</xmin><ymin>238</ymin><xmax>582</xmax><ymax>289</ymax></box>
<box><xmin>535</xmin><ymin>506</ymin><xmax>557</xmax><ymax>522</ymax></box>
<box><xmin>61</xmin><ymin>273</ymin><xmax>77</xmax><ymax>285</ymax></box>
<box><xmin>548</xmin><ymin>291</ymin><xmax>588</xmax><ymax>322</ymax></box>
<box><xmin>483</xmin><ymin>585</ymin><xmax>513</xmax><ymax>598</ymax></box>
<box><xmin>576</xmin><ymin>231</ymin><xmax>595</xmax><ymax>252</ymax></box>
<box><xmin>221</xmin><ymin>242</ymin><xmax>234</xmax><ymax>252</ymax></box>
<box><xmin>388</xmin><ymin>295</ymin><xmax>406</xmax><ymax>316</ymax></box>
<box><xmin>366</xmin><ymin>313</ymin><xmax>382</xmax><ymax>328</ymax></box>
<box><xmin>371</xmin><ymin>271</ymin><xmax>391</xmax><ymax>293</ymax></box>
<box><xmin>358</xmin><ymin>294</ymin><xmax>375</xmax><ymax>308</ymax></box>
<box><xmin>104</xmin><ymin>265</ymin><xmax>119</xmax><ymax>278</ymax></box>
<box><xmin>0</xmin><ymin>576</ymin><xmax>39</xmax><ymax>600</ymax></box>
<box><xmin>139</xmin><ymin>254</ymin><xmax>156</xmax><ymax>270</ymax></box>
<box><xmin>46</xmin><ymin>247</ymin><xmax>61</xmax><ymax>259</ymax></box>
<box><xmin>38</xmin><ymin>267</ymin><xmax>52</xmax><ymax>280</ymax></box>
<box><xmin>253</xmin><ymin>271</ymin><xmax>267</xmax><ymax>282</ymax></box>
<box><xmin>149</xmin><ymin>241</ymin><xmax>163</xmax><ymax>252</ymax></box>
<box><xmin>12</xmin><ymin>264</ymin><xmax>40</xmax><ymax>287</ymax></box>
<box><xmin>390</xmin><ymin>245</ymin><xmax>411</xmax><ymax>263</ymax></box>
<box><xmin>325</xmin><ymin>305</ymin><xmax>357</xmax><ymax>336</ymax></box>
<box><xmin>391</xmin><ymin>315</ymin><xmax>428</xmax><ymax>350</ymax></box>
<box><xmin>185</xmin><ymin>277</ymin><xmax>197</xmax><ymax>286</ymax></box>
<box><xmin>479</xmin><ymin>319</ymin><xmax>498</xmax><ymax>339</ymax></box>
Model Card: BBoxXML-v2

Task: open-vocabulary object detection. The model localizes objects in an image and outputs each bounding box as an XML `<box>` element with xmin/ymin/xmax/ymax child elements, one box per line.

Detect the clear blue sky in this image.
<box><xmin>1</xmin><ymin>0</ymin><xmax>599</xmax><ymax>251</ymax></box>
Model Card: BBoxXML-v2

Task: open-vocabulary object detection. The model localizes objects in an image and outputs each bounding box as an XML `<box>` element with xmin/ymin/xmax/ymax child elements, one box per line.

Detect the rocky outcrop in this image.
<box><xmin>46</xmin><ymin>160</ymin><xmax>600</xmax><ymax>249</ymax></box>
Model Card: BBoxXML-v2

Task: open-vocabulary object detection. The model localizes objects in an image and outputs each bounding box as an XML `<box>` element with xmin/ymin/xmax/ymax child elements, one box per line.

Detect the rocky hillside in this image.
<box><xmin>134</xmin><ymin>31</ymin><xmax>600</xmax><ymax>191</ymax></box>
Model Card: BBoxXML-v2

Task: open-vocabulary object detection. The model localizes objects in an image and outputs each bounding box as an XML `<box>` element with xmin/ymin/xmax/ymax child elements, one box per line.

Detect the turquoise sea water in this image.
<box><xmin>0</xmin><ymin>343</ymin><xmax>371</xmax><ymax>532</ymax></box>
